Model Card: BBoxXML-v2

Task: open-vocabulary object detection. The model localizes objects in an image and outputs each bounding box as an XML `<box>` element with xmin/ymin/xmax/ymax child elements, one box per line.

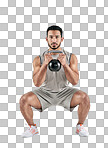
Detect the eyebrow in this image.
<box><xmin>49</xmin><ymin>35</ymin><xmax>59</xmax><ymax>37</ymax></box>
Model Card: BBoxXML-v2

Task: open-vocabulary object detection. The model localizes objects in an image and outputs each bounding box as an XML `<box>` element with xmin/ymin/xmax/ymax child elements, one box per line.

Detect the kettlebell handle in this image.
<box><xmin>47</xmin><ymin>50</ymin><xmax>63</xmax><ymax>53</ymax></box>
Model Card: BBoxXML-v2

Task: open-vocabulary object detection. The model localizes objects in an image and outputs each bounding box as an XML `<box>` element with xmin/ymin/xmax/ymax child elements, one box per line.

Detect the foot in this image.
<box><xmin>21</xmin><ymin>124</ymin><xmax>39</xmax><ymax>138</ymax></box>
<box><xmin>76</xmin><ymin>124</ymin><xmax>89</xmax><ymax>137</ymax></box>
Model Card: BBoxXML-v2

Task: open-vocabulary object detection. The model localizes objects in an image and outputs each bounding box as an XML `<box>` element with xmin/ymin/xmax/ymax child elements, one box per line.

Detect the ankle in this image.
<box><xmin>29</xmin><ymin>123</ymin><xmax>36</xmax><ymax>127</ymax></box>
<box><xmin>77</xmin><ymin>122</ymin><xmax>83</xmax><ymax>125</ymax></box>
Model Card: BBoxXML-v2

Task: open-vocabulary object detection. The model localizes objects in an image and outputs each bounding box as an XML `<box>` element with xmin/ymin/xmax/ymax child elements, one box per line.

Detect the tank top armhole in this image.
<box><xmin>39</xmin><ymin>55</ymin><xmax>42</xmax><ymax>66</ymax></box>
<box><xmin>69</xmin><ymin>53</ymin><xmax>72</xmax><ymax>65</ymax></box>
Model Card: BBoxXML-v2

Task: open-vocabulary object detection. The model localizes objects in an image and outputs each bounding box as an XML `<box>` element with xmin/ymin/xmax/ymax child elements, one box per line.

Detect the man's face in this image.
<box><xmin>46</xmin><ymin>30</ymin><xmax>64</xmax><ymax>50</ymax></box>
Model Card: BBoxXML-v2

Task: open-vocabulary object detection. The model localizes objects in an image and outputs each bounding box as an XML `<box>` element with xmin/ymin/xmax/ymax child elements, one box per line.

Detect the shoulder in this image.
<box><xmin>33</xmin><ymin>56</ymin><xmax>40</xmax><ymax>66</ymax></box>
<box><xmin>33</xmin><ymin>50</ymin><xmax>48</xmax><ymax>66</ymax></box>
<box><xmin>33</xmin><ymin>56</ymin><xmax>40</xmax><ymax>62</ymax></box>
<box><xmin>70</xmin><ymin>54</ymin><xmax>78</xmax><ymax>64</ymax></box>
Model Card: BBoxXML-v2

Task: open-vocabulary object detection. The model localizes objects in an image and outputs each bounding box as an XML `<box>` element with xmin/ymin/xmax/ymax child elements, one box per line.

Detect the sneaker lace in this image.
<box><xmin>25</xmin><ymin>123</ymin><xmax>37</xmax><ymax>133</ymax></box>
<box><xmin>28</xmin><ymin>127</ymin><xmax>31</xmax><ymax>130</ymax></box>
<box><xmin>25</xmin><ymin>127</ymin><xmax>31</xmax><ymax>133</ymax></box>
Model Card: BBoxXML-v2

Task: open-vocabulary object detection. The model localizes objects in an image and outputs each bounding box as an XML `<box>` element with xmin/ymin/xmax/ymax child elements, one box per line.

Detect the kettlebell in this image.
<box><xmin>47</xmin><ymin>50</ymin><xmax>63</xmax><ymax>72</ymax></box>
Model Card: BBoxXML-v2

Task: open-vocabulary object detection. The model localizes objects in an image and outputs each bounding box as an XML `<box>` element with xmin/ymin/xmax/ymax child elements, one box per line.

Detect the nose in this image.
<box><xmin>52</xmin><ymin>37</ymin><xmax>57</xmax><ymax>41</ymax></box>
<box><xmin>52</xmin><ymin>39</ymin><xmax>57</xmax><ymax>44</ymax></box>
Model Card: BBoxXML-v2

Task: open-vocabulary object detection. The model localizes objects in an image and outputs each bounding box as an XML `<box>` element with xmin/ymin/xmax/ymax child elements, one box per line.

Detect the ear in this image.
<box><xmin>61</xmin><ymin>37</ymin><xmax>64</xmax><ymax>42</ymax></box>
<box><xmin>46</xmin><ymin>37</ymin><xmax>48</xmax><ymax>42</ymax></box>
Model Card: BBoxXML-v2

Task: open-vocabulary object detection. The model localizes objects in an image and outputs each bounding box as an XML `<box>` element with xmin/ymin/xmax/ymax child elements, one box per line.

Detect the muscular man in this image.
<box><xmin>19</xmin><ymin>25</ymin><xmax>90</xmax><ymax>138</ymax></box>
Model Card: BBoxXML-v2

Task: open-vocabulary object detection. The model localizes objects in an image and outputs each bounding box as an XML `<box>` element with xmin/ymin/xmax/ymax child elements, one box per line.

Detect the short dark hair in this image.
<box><xmin>46</xmin><ymin>25</ymin><xmax>63</xmax><ymax>37</ymax></box>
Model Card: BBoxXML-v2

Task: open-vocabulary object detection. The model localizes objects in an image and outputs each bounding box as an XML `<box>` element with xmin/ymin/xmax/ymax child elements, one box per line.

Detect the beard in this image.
<box><xmin>48</xmin><ymin>42</ymin><xmax>61</xmax><ymax>50</ymax></box>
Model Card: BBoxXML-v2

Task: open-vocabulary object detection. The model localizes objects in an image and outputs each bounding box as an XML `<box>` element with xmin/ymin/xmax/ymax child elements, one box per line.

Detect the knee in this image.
<box><xmin>19</xmin><ymin>95</ymin><xmax>28</xmax><ymax>106</ymax></box>
<box><xmin>82</xmin><ymin>93</ymin><xmax>90</xmax><ymax>108</ymax></box>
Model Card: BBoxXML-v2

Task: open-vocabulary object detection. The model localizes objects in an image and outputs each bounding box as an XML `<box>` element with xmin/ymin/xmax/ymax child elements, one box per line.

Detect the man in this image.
<box><xmin>19</xmin><ymin>25</ymin><xmax>90</xmax><ymax>138</ymax></box>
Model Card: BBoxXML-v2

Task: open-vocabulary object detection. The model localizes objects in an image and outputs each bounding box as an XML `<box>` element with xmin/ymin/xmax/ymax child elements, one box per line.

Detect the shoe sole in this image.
<box><xmin>21</xmin><ymin>131</ymin><xmax>39</xmax><ymax>138</ymax></box>
<box><xmin>76</xmin><ymin>132</ymin><xmax>89</xmax><ymax>137</ymax></box>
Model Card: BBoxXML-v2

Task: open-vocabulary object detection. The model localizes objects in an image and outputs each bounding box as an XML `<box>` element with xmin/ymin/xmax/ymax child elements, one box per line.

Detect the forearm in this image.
<box><xmin>33</xmin><ymin>62</ymin><xmax>47</xmax><ymax>87</ymax></box>
<box><xmin>63</xmin><ymin>64</ymin><xmax>79</xmax><ymax>85</ymax></box>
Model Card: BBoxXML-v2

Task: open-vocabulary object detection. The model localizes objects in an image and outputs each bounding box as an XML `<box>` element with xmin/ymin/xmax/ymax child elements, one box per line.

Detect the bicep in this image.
<box><xmin>32</xmin><ymin>56</ymin><xmax>41</xmax><ymax>78</ymax></box>
<box><xmin>69</xmin><ymin>54</ymin><xmax>79</xmax><ymax>75</ymax></box>
<box><xmin>33</xmin><ymin>66</ymin><xmax>40</xmax><ymax>77</ymax></box>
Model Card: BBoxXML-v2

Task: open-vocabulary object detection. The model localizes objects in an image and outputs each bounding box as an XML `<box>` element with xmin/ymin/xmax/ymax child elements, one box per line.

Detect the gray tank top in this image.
<box><xmin>38</xmin><ymin>48</ymin><xmax>72</xmax><ymax>92</ymax></box>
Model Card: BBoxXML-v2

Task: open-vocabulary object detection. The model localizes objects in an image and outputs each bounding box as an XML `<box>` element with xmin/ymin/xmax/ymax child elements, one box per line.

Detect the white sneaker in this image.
<box><xmin>76</xmin><ymin>124</ymin><xmax>89</xmax><ymax>137</ymax></box>
<box><xmin>21</xmin><ymin>124</ymin><xmax>39</xmax><ymax>138</ymax></box>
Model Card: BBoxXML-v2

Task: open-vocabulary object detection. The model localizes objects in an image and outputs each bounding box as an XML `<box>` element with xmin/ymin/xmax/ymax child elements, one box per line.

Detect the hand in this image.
<box><xmin>57</xmin><ymin>53</ymin><xmax>66</xmax><ymax>66</ymax></box>
<box><xmin>44</xmin><ymin>53</ymin><xmax>53</xmax><ymax>65</ymax></box>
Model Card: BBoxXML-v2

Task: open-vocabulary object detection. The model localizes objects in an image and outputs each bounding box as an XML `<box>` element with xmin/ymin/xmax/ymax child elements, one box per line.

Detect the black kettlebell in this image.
<box><xmin>48</xmin><ymin>59</ymin><xmax>61</xmax><ymax>71</ymax></box>
<box><xmin>47</xmin><ymin>50</ymin><xmax>63</xmax><ymax>72</ymax></box>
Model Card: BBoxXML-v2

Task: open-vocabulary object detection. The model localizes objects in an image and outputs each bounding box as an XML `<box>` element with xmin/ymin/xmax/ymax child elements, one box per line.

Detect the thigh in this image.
<box><xmin>20</xmin><ymin>91</ymin><xmax>42</xmax><ymax>109</ymax></box>
<box><xmin>31</xmin><ymin>87</ymin><xmax>55</xmax><ymax>112</ymax></box>
<box><xmin>70</xmin><ymin>90</ymin><xmax>88</xmax><ymax>108</ymax></box>
<box><xmin>56</xmin><ymin>86</ymin><xmax>79</xmax><ymax>111</ymax></box>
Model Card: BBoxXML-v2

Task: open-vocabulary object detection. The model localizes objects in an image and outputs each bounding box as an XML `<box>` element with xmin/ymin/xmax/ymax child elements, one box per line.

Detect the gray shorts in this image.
<box><xmin>31</xmin><ymin>86</ymin><xmax>79</xmax><ymax>112</ymax></box>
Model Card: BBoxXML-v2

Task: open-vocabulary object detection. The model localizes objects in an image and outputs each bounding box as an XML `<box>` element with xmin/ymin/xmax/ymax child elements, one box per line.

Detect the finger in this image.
<box><xmin>59</xmin><ymin>55</ymin><xmax>65</xmax><ymax>58</ymax></box>
<box><xmin>59</xmin><ymin>53</ymin><xmax>65</xmax><ymax>56</ymax></box>
<box><xmin>59</xmin><ymin>53</ymin><xmax>63</xmax><ymax>55</ymax></box>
